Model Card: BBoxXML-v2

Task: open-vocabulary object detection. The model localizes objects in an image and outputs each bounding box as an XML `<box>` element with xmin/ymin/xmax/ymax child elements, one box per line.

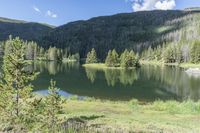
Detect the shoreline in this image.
<box><xmin>29</xmin><ymin>60</ymin><xmax>200</xmax><ymax>69</ymax></box>
<box><xmin>82</xmin><ymin>62</ymin><xmax>200</xmax><ymax>70</ymax></box>
<box><xmin>140</xmin><ymin>60</ymin><xmax>200</xmax><ymax>68</ymax></box>
<box><xmin>82</xmin><ymin>63</ymin><xmax>136</xmax><ymax>70</ymax></box>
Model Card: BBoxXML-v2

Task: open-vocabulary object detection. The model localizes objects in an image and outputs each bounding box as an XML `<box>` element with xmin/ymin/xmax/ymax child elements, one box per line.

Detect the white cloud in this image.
<box><xmin>130</xmin><ymin>0</ymin><xmax>176</xmax><ymax>12</ymax></box>
<box><xmin>33</xmin><ymin>6</ymin><xmax>41</xmax><ymax>13</ymax></box>
<box><xmin>155</xmin><ymin>0</ymin><xmax>176</xmax><ymax>10</ymax></box>
<box><xmin>46</xmin><ymin>10</ymin><xmax>57</xmax><ymax>18</ymax></box>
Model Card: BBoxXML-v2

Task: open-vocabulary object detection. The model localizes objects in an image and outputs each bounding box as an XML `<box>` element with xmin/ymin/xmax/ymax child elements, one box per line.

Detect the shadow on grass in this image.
<box><xmin>61</xmin><ymin>114</ymin><xmax>105</xmax><ymax>132</ymax></box>
<box><xmin>80</xmin><ymin>115</ymin><xmax>105</xmax><ymax>120</ymax></box>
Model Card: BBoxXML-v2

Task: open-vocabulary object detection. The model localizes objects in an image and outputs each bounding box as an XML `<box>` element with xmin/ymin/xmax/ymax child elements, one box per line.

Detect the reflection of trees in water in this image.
<box><xmin>119</xmin><ymin>69</ymin><xmax>138</xmax><ymax>85</ymax></box>
<box><xmin>48</xmin><ymin>62</ymin><xmax>58</xmax><ymax>75</ymax></box>
<box><xmin>104</xmin><ymin>69</ymin><xmax>120</xmax><ymax>86</ymax></box>
<box><xmin>104</xmin><ymin>69</ymin><xmax>138</xmax><ymax>86</ymax></box>
<box><xmin>140</xmin><ymin>65</ymin><xmax>200</xmax><ymax>101</ymax></box>
<box><xmin>63</xmin><ymin>62</ymin><xmax>80</xmax><ymax>70</ymax></box>
<box><xmin>85</xmin><ymin>68</ymin><xmax>97</xmax><ymax>83</ymax></box>
<box><xmin>85</xmin><ymin>68</ymin><xmax>138</xmax><ymax>86</ymax></box>
<box><xmin>28</xmin><ymin>61</ymin><xmax>80</xmax><ymax>75</ymax></box>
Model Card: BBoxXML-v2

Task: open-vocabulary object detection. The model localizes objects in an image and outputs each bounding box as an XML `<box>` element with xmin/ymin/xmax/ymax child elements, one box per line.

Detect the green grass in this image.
<box><xmin>140</xmin><ymin>60</ymin><xmax>200</xmax><ymax>68</ymax></box>
<box><xmin>140</xmin><ymin>60</ymin><xmax>164</xmax><ymax>66</ymax></box>
<box><xmin>61</xmin><ymin>98</ymin><xmax>200</xmax><ymax>133</ymax></box>
<box><xmin>62</xmin><ymin>58</ymin><xmax>77</xmax><ymax>63</ymax></box>
<box><xmin>179</xmin><ymin>63</ymin><xmax>200</xmax><ymax>68</ymax></box>
<box><xmin>83</xmin><ymin>63</ymin><xmax>121</xmax><ymax>70</ymax></box>
<box><xmin>82</xmin><ymin>63</ymin><xmax>136</xmax><ymax>70</ymax></box>
<box><xmin>84</xmin><ymin>61</ymin><xmax>200</xmax><ymax>69</ymax></box>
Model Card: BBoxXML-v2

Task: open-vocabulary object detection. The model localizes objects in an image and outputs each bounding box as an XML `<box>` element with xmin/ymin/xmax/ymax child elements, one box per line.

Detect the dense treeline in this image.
<box><xmin>86</xmin><ymin>48</ymin><xmax>98</xmax><ymax>64</ymax></box>
<box><xmin>0</xmin><ymin>42</ymin><xmax>3</xmax><ymax>57</ymax></box>
<box><xmin>1</xmin><ymin>36</ymin><xmax>80</xmax><ymax>62</ymax></box>
<box><xmin>141</xmin><ymin>40</ymin><xmax>200</xmax><ymax>64</ymax></box>
<box><xmin>1</xmin><ymin>10</ymin><xmax>200</xmax><ymax>60</ymax></box>
<box><xmin>105</xmin><ymin>49</ymin><xmax>139</xmax><ymax>68</ymax></box>
<box><xmin>86</xmin><ymin>48</ymin><xmax>140</xmax><ymax>68</ymax></box>
<box><xmin>40</xmin><ymin>10</ymin><xmax>200</xmax><ymax>59</ymax></box>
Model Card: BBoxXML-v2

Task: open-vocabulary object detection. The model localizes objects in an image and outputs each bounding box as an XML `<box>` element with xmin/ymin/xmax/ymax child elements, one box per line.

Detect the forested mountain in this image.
<box><xmin>1</xmin><ymin>9</ymin><xmax>200</xmax><ymax>59</ymax></box>
<box><xmin>0</xmin><ymin>17</ymin><xmax>54</xmax><ymax>41</ymax></box>
<box><xmin>40</xmin><ymin>10</ymin><xmax>200</xmax><ymax>59</ymax></box>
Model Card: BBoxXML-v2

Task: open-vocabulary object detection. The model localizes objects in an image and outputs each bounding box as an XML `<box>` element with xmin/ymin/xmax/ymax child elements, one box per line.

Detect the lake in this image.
<box><xmin>29</xmin><ymin>61</ymin><xmax>200</xmax><ymax>102</ymax></box>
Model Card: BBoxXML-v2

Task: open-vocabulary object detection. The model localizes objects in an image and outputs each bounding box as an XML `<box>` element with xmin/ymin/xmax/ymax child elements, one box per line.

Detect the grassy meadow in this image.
<box><xmin>61</xmin><ymin>98</ymin><xmax>200</xmax><ymax>133</ymax></box>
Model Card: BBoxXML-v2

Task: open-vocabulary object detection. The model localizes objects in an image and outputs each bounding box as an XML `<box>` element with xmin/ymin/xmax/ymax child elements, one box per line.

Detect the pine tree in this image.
<box><xmin>126</xmin><ymin>50</ymin><xmax>136</xmax><ymax>68</ymax></box>
<box><xmin>39</xmin><ymin>47</ymin><xmax>45</xmax><ymax>60</ymax></box>
<box><xmin>33</xmin><ymin>43</ymin><xmax>37</xmax><ymax>60</ymax></box>
<box><xmin>0</xmin><ymin>42</ymin><xmax>4</xmax><ymax>58</ymax></box>
<box><xmin>190</xmin><ymin>41</ymin><xmax>200</xmax><ymax>63</ymax></box>
<box><xmin>0</xmin><ymin>37</ymin><xmax>37</xmax><ymax>131</ymax></box>
<box><xmin>57</xmin><ymin>49</ymin><xmax>62</xmax><ymax>61</ymax></box>
<box><xmin>163</xmin><ymin>45</ymin><xmax>176</xmax><ymax>63</ymax></box>
<box><xmin>147</xmin><ymin>46</ymin><xmax>154</xmax><ymax>60</ymax></box>
<box><xmin>120</xmin><ymin>50</ymin><xmax>139</xmax><ymax>68</ymax></box>
<box><xmin>48</xmin><ymin>47</ymin><xmax>58</xmax><ymax>61</ymax></box>
<box><xmin>105</xmin><ymin>49</ymin><xmax>119</xmax><ymax>67</ymax></box>
<box><xmin>175</xmin><ymin>44</ymin><xmax>183</xmax><ymax>63</ymax></box>
<box><xmin>105</xmin><ymin>50</ymin><xmax>112</xmax><ymax>67</ymax></box>
<box><xmin>155</xmin><ymin>45</ymin><xmax>162</xmax><ymax>61</ymax></box>
<box><xmin>43</xmin><ymin>80</ymin><xmax>63</xmax><ymax>132</ymax></box>
<box><xmin>3</xmin><ymin>36</ymin><xmax>13</xmax><ymax>56</ymax></box>
<box><xmin>63</xmin><ymin>48</ymin><xmax>70</xmax><ymax>59</ymax></box>
<box><xmin>111</xmin><ymin>49</ymin><xmax>119</xmax><ymax>67</ymax></box>
<box><xmin>120</xmin><ymin>49</ymin><xmax>129</xmax><ymax>68</ymax></box>
<box><xmin>86</xmin><ymin>48</ymin><xmax>98</xmax><ymax>64</ymax></box>
<box><xmin>135</xmin><ymin>53</ymin><xmax>140</xmax><ymax>67</ymax></box>
<box><xmin>25</xmin><ymin>42</ymin><xmax>36</xmax><ymax>60</ymax></box>
<box><xmin>71</xmin><ymin>53</ymin><xmax>80</xmax><ymax>61</ymax></box>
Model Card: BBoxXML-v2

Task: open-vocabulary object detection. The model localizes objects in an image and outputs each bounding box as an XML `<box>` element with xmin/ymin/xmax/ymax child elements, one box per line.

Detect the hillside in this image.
<box><xmin>1</xmin><ymin>10</ymin><xmax>200</xmax><ymax>59</ymax></box>
<box><xmin>0</xmin><ymin>17</ymin><xmax>54</xmax><ymax>41</ymax></box>
<box><xmin>39</xmin><ymin>10</ymin><xmax>200</xmax><ymax>59</ymax></box>
<box><xmin>184</xmin><ymin>7</ymin><xmax>200</xmax><ymax>11</ymax></box>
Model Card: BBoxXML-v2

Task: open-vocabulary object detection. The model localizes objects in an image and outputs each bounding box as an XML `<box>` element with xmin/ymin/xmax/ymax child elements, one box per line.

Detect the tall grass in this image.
<box><xmin>151</xmin><ymin>100</ymin><xmax>200</xmax><ymax>114</ymax></box>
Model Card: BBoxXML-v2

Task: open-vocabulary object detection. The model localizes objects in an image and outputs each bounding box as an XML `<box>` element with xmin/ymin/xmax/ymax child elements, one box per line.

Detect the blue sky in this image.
<box><xmin>0</xmin><ymin>0</ymin><xmax>200</xmax><ymax>26</ymax></box>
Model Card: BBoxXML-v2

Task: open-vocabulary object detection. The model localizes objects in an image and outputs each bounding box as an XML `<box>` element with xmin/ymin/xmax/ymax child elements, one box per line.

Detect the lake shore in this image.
<box><xmin>28</xmin><ymin>58</ymin><xmax>78</xmax><ymax>63</ymax></box>
<box><xmin>63</xmin><ymin>98</ymin><xmax>200</xmax><ymax>132</ymax></box>
<box><xmin>82</xmin><ymin>63</ymin><xmax>136</xmax><ymax>70</ymax></box>
<box><xmin>83</xmin><ymin>62</ymin><xmax>200</xmax><ymax>70</ymax></box>
<box><xmin>140</xmin><ymin>60</ymin><xmax>200</xmax><ymax>68</ymax></box>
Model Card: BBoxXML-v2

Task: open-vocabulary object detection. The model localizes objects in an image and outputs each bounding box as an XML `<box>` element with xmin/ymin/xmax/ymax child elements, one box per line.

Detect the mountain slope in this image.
<box><xmin>40</xmin><ymin>10</ymin><xmax>200</xmax><ymax>58</ymax></box>
<box><xmin>0</xmin><ymin>17</ymin><xmax>54</xmax><ymax>41</ymax></box>
<box><xmin>1</xmin><ymin>10</ymin><xmax>200</xmax><ymax>59</ymax></box>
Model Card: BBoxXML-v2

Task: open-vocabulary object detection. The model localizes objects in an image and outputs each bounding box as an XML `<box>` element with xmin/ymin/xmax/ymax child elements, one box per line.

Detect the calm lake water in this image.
<box><xmin>29</xmin><ymin>62</ymin><xmax>200</xmax><ymax>102</ymax></box>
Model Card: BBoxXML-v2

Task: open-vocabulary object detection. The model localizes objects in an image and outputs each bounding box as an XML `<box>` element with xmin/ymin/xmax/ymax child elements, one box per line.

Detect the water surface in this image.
<box><xmin>30</xmin><ymin>62</ymin><xmax>200</xmax><ymax>102</ymax></box>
